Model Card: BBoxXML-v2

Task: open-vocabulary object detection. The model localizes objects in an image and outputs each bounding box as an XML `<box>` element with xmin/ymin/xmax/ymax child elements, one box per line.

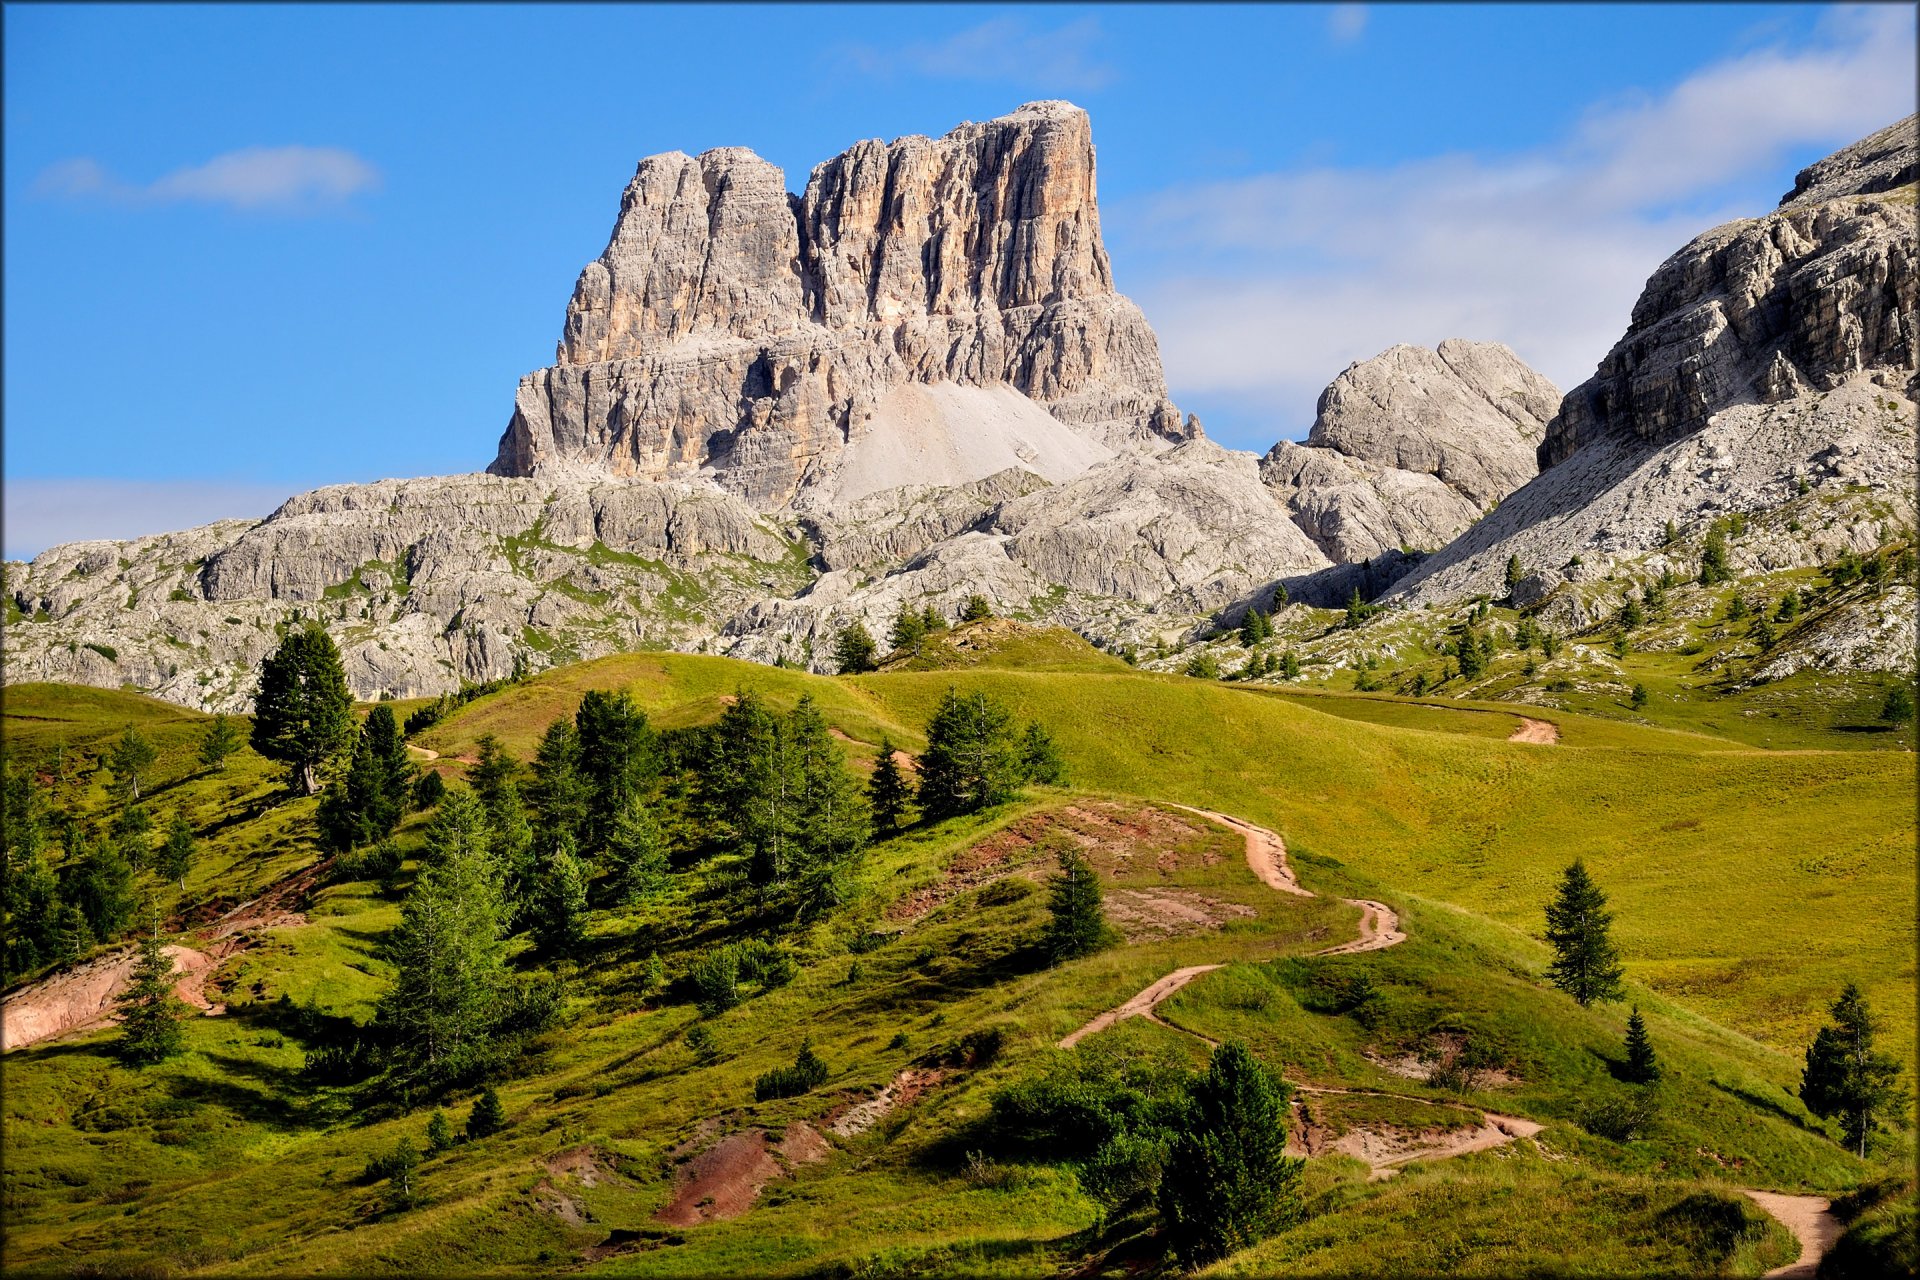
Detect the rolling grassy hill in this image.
<box><xmin>2</xmin><ymin>631</ymin><xmax>1911</xmax><ymax>1276</ymax></box>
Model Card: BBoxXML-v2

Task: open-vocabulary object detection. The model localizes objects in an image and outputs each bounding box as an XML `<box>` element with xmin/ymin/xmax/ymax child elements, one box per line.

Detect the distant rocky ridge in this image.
<box><xmin>12</xmin><ymin>108</ymin><xmax>1908</xmax><ymax>709</ymax></box>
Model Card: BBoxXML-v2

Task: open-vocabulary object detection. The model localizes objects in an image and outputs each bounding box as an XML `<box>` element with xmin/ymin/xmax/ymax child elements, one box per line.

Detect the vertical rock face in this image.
<box><xmin>491</xmin><ymin>102</ymin><xmax>1191</xmax><ymax>508</ymax></box>
<box><xmin>1540</xmin><ymin>115</ymin><xmax>1918</xmax><ymax>468</ymax></box>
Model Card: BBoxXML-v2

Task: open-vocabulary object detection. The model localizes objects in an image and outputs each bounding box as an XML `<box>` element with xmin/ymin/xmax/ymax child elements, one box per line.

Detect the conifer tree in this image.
<box><xmin>641</xmin><ymin>950</ymin><xmax>667</xmax><ymax>1000</ymax></box>
<box><xmin>917</xmin><ymin>688</ymin><xmax>1021</xmax><ymax>819</ymax></box>
<box><xmin>920</xmin><ymin>604</ymin><xmax>946</xmax><ymax>635</ymax></box>
<box><xmin>69</xmin><ymin>834</ymin><xmax>138</xmax><ymax>942</ymax></box>
<box><xmin>605</xmin><ymin>793</ymin><xmax>669</xmax><ymax>905</ymax></box>
<box><xmin>425</xmin><ymin>1108</ymin><xmax>454</xmax><ymax>1154</ymax></box>
<box><xmin>1623</xmin><ymin>1007</ymin><xmax>1660</xmax><ymax>1084</ymax></box>
<box><xmin>528</xmin><ymin>718</ymin><xmax>590</xmax><ymax>846</ymax></box>
<box><xmin>1505</xmin><ymin>554</ymin><xmax>1526</xmax><ymax>593</ymax></box>
<box><xmin>1158</xmin><ymin>1041</ymin><xmax>1303</xmax><ymax>1268</ymax></box>
<box><xmin>575</xmin><ymin>690</ymin><xmax>659</xmax><ymax>852</ymax></box>
<box><xmin>1801</xmin><ymin>984</ymin><xmax>1905</xmax><ymax>1157</ymax></box>
<box><xmin>787</xmin><ymin>696</ymin><xmax>870</xmax><ymax>913</ymax></box>
<box><xmin>250</xmin><ymin>624</ymin><xmax>354</xmax><ymax>795</ymax></box>
<box><xmin>890</xmin><ymin>605</ymin><xmax>928</xmax><ymax>655</ymax></box>
<box><xmin>471</xmin><ymin>737</ymin><xmax>533</xmax><ymax>908</ymax></box>
<box><xmin>157</xmin><ymin>813</ymin><xmax>196</xmax><ymax>889</ymax></box>
<box><xmin>1282</xmin><ymin>651</ymin><xmax>1302</xmax><ymax>680</ymax></box>
<box><xmin>960</xmin><ymin>594</ymin><xmax>994</xmax><ymax>622</ymax></box>
<box><xmin>529</xmin><ymin>830</ymin><xmax>589</xmax><ymax>956</ymax></box>
<box><xmin>868</xmin><ymin>738</ymin><xmax>914</xmax><ymax>836</ymax></box>
<box><xmin>698</xmin><ymin>689</ymin><xmax>786</xmax><ymax>877</ymax></box>
<box><xmin>834</xmin><ymin>621</ymin><xmax>878</xmax><ymax>674</ymax></box>
<box><xmin>115</xmin><ymin>932</ymin><xmax>186</xmax><ymax>1065</ymax></box>
<box><xmin>1545</xmin><ymin>859</ymin><xmax>1625</xmax><ymax>1006</ymax></box>
<box><xmin>111</xmin><ymin>804</ymin><xmax>153</xmax><ymax>870</ymax></box>
<box><xmin>106</xmin><ymin>726</ymin><xmax>158</xmax><ymax>801</ymax></box>
<box><xmin>198</xmin><ymin>712</ymin><xmax>242</xmax><ymax>773</ymax></box>
<box><xmin>1344</xmin><ymin>587</ymin><xmax>1370</xmax><ymax>630</ymax></box>
<box><xmin>1882</xmin><ymin>682</ymin><xmax>1915</xmax><ymax>726</ymax></box>
<box><xmin>1019</xmin><ymin>722</ymin><xmax>1067</xmax><ymax>786</ymax></box>
<box><xmin>1630</xmin><ymin>684</ymin><xmax>1649</xmax><ymax>711</ymax></box>
<box><xmin>1042</xmin><ymin>846</ymin><xmax>1111</xmax><ymax>963</ymax></box>
<box><xmin>1699</xmin><ymin>526</ymin><xmax>1731</xmax><ymax>585</ymax></box>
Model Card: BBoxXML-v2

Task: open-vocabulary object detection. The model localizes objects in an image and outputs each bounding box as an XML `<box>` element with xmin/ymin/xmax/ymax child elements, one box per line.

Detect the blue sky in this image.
<box><xmin>5</xmin><ymin>3</ymin><xmax>1913</xmax><ymax>558</ymax></box>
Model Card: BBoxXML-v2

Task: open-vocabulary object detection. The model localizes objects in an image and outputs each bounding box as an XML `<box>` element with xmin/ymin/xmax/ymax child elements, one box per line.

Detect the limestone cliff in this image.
<box><xmin>491</xmin><ymin>101</ymin><xmax>1191</xmax><ymax>508</ymax></box>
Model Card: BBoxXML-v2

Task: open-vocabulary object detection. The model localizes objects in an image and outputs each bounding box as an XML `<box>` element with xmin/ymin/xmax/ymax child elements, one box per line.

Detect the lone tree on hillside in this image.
<box><xmin>1801</xmin><ymin>983</ymin><xmax>1905</xmax><ymax>1157</ymax></box>
<box><xmin>867</xmin><ymin>738</ymin><xmax>914</xmax><ymax>836</ymax></box>
<box><xmin>1019</xmin><ymin>722</ymin><xmax>1067</xmax><ymax>787</ymax></box>
<box><xmin>1042</xmin><ymin>845</ymin><xmax>1113</xmax><ymax>964</ymax></box>
<box><xmin>157</xmin><ymin>813</ymin><xmax>196</xmax><ymax>890</ymax></box>
<box><xmin>106</xmin><ymin>726</ymin><xmax>158</xmax><ymax>801</ymax></box>
<box><xmin>834</xmin><ymin>621</ymin><xmax>878</xmax><ymax>674</ymax></box>
<box><xmin>116</xmin><ymin>933</ymin><xmax>187</xmax><ymax>1065</ymax></box>
<box><xmin>251</xmin><ymin>624</ymin><xmax>354</xmax><ymax>795</ymax></box>
<box><xmin>1544</xmin><ymin>859</ymin><xmax>1625</xmax><ymax>1007</ymax></box>
<box><xmin>1158</xmin><ymin>1041</ymin><xmax>1304</xmax><ymax>1268</ymax></box>
<box><xmin>1622</xmin><ymin>1007</ymin><xmax>1660</xmax><ymax>1084</ymax></box>
<box><xmin>960</xmin><ymin>594</ymin><xmax>994</xmax><ymax>622</ymax></box>
<box><xmin>198</xmin><ymin>713</ymin><xmax>242</xmax><ymax>773</ymax></box>
<box><xmin>1881</xmin><ymin>682</ymin><xmax>1915</xmax><ymax>726</ymax></box>
<box><xmin>1505</xmin><ymin>554</ymin><xmax>1526</xmax><ymax>594</ymax></box>
<box><xmin>917</xmin><ymin>688</ymin><xmax>1022</xmax><ymax>818</ymax></box>
<box><xmin>466</xmin><ymin>1087</ymin><xmax>507</xmax><ymax>1140</ymax></box>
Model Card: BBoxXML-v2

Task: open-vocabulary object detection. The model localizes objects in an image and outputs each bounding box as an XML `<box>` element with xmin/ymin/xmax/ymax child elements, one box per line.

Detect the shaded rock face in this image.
<box><xmin>1396</xmin><ymin>119</ymin><xmax>1918</xmax><ymax>608</ymax></box>
<box><xmin>1540</xmin><ymin>115</ymin><xmax>1918</xmax><ymax>468</ymax></box>
<box><xmin>492</xmin><ymin>101</ymin><xmax>1190</xmax><ymax>508</ymax></box>
<box><xmin>1259</xmin><ymin>340</ymin><xmax>1557</xmax><ymax>562</ymax></box>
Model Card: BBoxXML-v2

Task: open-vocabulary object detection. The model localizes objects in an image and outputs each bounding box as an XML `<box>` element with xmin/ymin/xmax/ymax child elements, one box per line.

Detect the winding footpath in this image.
<box><xmin>1741</xmin><ymin>1191</ymin><xmax>1842</xmax><ymax>1280</ymax></box>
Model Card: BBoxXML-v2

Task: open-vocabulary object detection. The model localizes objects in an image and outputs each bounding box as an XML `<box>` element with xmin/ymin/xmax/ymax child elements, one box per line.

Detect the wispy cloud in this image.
<box><xmin>32</xmin><ymin>145</ymin><xmax>379</xmax><ymax>213</ymax></box>
<box><xmin>839</xmin><ymin>17</ymin><xmax>1117</xmax><ymax>93</ymax></box>
<box><xmin>3</xmin><ymin>479</ymin><xmax>291</xmax><ymax>562</ymax></box>
<box><xmin>1117</xmin><ymin>4</ymin><xmax>1915</xmax><ymax>444</ymax></box>
<box><xmin>1326</xmin><ymin>5</ymin><xmax>1368</xmax><ymax>45</ymax></box>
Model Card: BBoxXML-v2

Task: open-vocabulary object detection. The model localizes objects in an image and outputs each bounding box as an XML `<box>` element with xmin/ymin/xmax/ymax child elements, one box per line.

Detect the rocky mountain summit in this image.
<box><xmin>491</xmin><ymin>101</ymin><xmax>1192</xmax><ymax>509</ymax></box>
<box><xmin>10</xmin><ymin>108</ymin><xmax>1907</xmax><ymax>709</ymax></box>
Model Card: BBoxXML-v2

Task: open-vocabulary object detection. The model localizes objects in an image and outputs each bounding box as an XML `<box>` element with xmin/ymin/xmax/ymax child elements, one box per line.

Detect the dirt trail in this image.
<box><xmin>1287</xmin><ymin>1084</ymin><xmax>1544</xmax><ymax>1178</ymax></box>
<box><xmin>1508</xmin><ymin>717</ymin><xmax>1560</xmax><ymax>744</ymax></box>
<box><xmin>1741</xmin><ymin>1191</ymin><xmax>1841</xmax><ymax>1279</ymax></box>
<box><xmin>407</xmin><ymin>744</ymin><xmax>440</xmax><ymax>761</ymax></box>
<box><xmin>0</xmin><ymin>859</ymin><xmax>324</xmax><ymax>1052</ymax></box>
<box><xmin>1058</xmin><ymin>809</ymin><xmax>1404</xmax><ymax>1049</ymax></box>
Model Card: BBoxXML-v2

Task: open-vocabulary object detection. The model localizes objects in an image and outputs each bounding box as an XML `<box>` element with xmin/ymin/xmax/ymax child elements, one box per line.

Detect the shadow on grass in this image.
<box><xmin>1708</xmin><ymin>1077</ymin><xmax>1825</xmax><ymax>1135</ymax></box>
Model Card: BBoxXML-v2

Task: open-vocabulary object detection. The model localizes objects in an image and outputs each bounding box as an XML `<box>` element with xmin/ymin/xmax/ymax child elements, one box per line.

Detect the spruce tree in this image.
<box><xmin>868</xmin><ymin>738</ymin><xmax>914</xmax><ymax>836</ymax></box>
<box><xmin>111</xmin><ymin>804</ymin><xmax>153</xmax><ymax>870</ymax></box>
<box><xmin>374</xmin><ymin>788</ymin><xmax>510</xmax><ymax>1090</ymax></box>
<box><xmin>920</xmin><ymin>604</ymin><xmax>946</xmax><ymax>635</ymax></box>
<box><xmin>1042</xmin><ymin>846</ymin><xmax>1111</xmax><ymax>963</ymax></box>
<box><xmin>605</xmin><ymin>793</ymin><xmax>669</xmax><ymax>905</ymax></box>
<box><xmin>1018</xmin><ymin>722</ymin><xmax>1067</xmax><ymax>786</ymax></box>
<box><xmin>115</xmin><ymin>933</ymin><xmax>186</xmax><ymax>1065</ymax></box>
<box><xmin>1882</xmin><ymin>683</ymin><xmax>1915</xmax><ymax>726</ymax></box>
<box><xmin>1801</xmin><ymin>983</ymin><xmax>1905</xmax><ymax>1157</ymax></box>
<box><xmin>1158</xmin><ymin>1041</ymin><xmax>1303</xmax><ymax>1268</ymax></box>
<box><xmin>1505</xmin><ymin>554</ymin><xmax>1526</xmax><ymax>593</ymax></box>
<box><xmin>528</xmin><ymin>718</ymin><xmax>590</xmax><ymax>846</ymax></box>
<box><xmin>1544</xmin><ymin>859</ymin><xmax>1626</xmax><ymax>1006</ymax></box>
<box><xmin>890</xmin><ymin>605</ymin><xmax>927</xmax><ymax>655</ymax></box>
<box><xmin>471</xmin><ymin>738</ymin><xmax>533</xmax><ymax>910</ymax></box>
<box><xmin>1623</xmin><ymin>1007</ymin><xmax>1660</xmax><ymax>1084</ymax></box>
<box><xmin>106</xmin><ymin>726</ymin><xmax>158</xmax><ymax>801</ymax></box>
<box><xmin>1630</xmin><ymin>684</ymin><xmax>1649</xmax><ymax>711</ymax></box>
<box><xmin>787</xmin><ymin>696</ymin><xmax>870</xmax><ymax>914</ymax></box>
<box><xmin>69</xmin><ymin>834</ymin><xmax>138</xmax><ymax>942</ymax></box>
<box><xmin>917</xmin><ymin>688</ymin><xmax>1021</xmax><ymax>819</ymax></box>
<box><xmin>157</xmin><ymin>813</ymin><xmax>196</xmax><ymax>889</ymax></box>
<box><xmin>574</xmin><ymin>690</ymin><xmax>658</xmax><ymax>853</ymax></box>
<box><xmin>697</xmin><ymin>689</ymin><xmax>786</xmax><ymax>878</ymax></box>
<box><xmin>425</xmin><ymin>1109</ymin><xmax>454</xmax><ymax>1154</ymax></box>
<box><xmin>529</xmin><ymin>830</ymin><xmax>589</xmax><ymax>956</ymax></box>
<box><xmin>834</xmin><ymin>621</ymin><xmax>878</xmax><ymax>674</ymax></box>
<box><xmin>1344</xmin><ymin>587</ymin><xmax>1369</xmax><ymax>630</ymax></box>
<box><xmin>250</xmin><ymin>624</ymin><xmax>354</xmax><ymax>795</ymax></box>
<box><xmin>960</xmin><ymin>594</ymin><xmax>994</xmax><ymax>622</ymax></box>
<box><xmin>1282</xmin><ymin>651</ymin><xmax>1302</xmax><ymax>680</ymax></box>
<box><xmin>198</xmin><ymin>713</ymin><xmax>242</xmax><ymax>773</ymax></box>
<box><xmin>363</xmin><ymin>705</ymin><xmax>417</xmax><ymax>823</ymax></box>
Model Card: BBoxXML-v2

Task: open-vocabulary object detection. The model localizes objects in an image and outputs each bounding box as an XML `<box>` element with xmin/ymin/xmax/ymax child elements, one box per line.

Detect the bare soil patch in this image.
<box><xmin>655</xmin><ymin>1121</ymin><xmax>842</xmax><ymax>1225</ymax></box>
<box><xmin>1288</xmin><ymin>1089</ymin><xmax>1543</xmax><ymax>1179</ymax></box>
<box><xmin>1508</xmin><ymin>717</ymin><xmax>1560</xmax><ymax>744</ymax></box>
<box><xmin>1104</xmin><ymin>888</ymin><xmax>1255</xmax><ymax>942</ymax></box>
<box><xmin>827</xmin><ymin>1068</ymin><xmax>948</xmax><ymax>1137</ymax></box>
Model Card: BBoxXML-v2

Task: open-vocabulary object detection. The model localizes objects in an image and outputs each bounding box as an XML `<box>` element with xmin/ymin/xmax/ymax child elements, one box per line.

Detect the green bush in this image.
<box><xmin>754</xmin><ymin>1039</ymin><xmax>829</xmax><ymax>1100</ymax></box>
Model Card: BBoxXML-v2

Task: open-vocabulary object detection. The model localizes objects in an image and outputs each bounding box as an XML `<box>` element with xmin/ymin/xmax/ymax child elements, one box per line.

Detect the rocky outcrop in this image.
<box><xmin>1540</xmin><ymin>116</ymin><xmax>1918</xmax><ymax>468</ymax></box>
<box><xmin>1259</xmin><ymin>340</ymin><xmax>1556</xmax><ymax>562</ymax></box>
<box><xmin>4</xmin><ymin>476</ymin><xmax>806</xmax><ymax>710</ymax></box>
<box><xmin>1395</xmin><ymin>119</ymin><xmax>1918</xmax><ymax>607</ymax></box>
<box><xmin>491</xmin><ymin>102</ymin><xmax>1191</xmax><ymax>509</ymax></box>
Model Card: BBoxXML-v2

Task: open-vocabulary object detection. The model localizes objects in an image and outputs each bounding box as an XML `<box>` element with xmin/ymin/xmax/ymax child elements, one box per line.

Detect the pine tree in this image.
<box><xmin>868</xmin><ymin>738</ymin><xmax>914</xmax><ymax>836</ymax></box>
<box><xmin>1042</xmin><ymin>846</ymin><xmax>1111</xmax><ymax>963</ymax></box>
<box><xmin>1699</xmin><ymin>526</ymin><xmax>1731</xmax><ymax>585</ymax></box>
<box><xmin>787</xmin><ymin>696</ymin><xmax>870</xmax><ymax>914</ymax></box>
<box><xmin>1185</xmin><ymin>651</ymin><xmax>1220</xmax><ymax>679</ymax></box>
<box><xmin>1158</xmin><ymin>1041</ymin><xmax>1303</xmax><ymax>1268</ymax></box>
<box><xmin>1630</xmin><ymin>684</ymin><xmax>1649</xmax><ymax>711</ymax></box>
<box><xmin>1544</xmin><ymin>859</ymin><xmax>1626</xmax><ymax>1006</ymax></box>
<box><xmin>363</xmin><ymin>705</ymin><xmax>417</xmax><ymax>823</ymax></box>
<box><xmin>960</xmin><ymin>594</ymin><xmax>994</xmax><ymax>622</ymax></box>
<box><xmin>250</xmin><ymin>624</ymin><xmax>355</xmax><ymax>794</ymax></box>
<box><xmin>641</xmin><ymin>950</ymin><xmax>667</xmax><ymax>1000</ymax></box>
<box><xmin>198</xmin><ymin>713</ymin><xmax>242</xmax><ymax>773</ymax></box>
<box><xmin>1801</xmin><ymin>984</ymin><xmax>1906</xmax><ymax>1157</ymax></box>
<box><xmin>471</xmin><ymin>737</ymin><xmax>533</xmax><ymax>910</ymax></box>
<box><xmin>528</xmin><ymin>718</ymin><xmax>590</xmax><ymax>845</ymax></box>
<box><xmin>605</xmin><ymin>793</ymin><xmax>669</xmax><ymax>905</ymax></box>
<box><xmin>106</xmin><ymin>726</ymin><xmax>158</xmax><ymax>801</ymax></box>
<box><xmin>1622</xmin><ymin>1007</ymin><xmax>1660</xmax><ymax>1084</ymax></box>
<box><xmin>374</xmin><ymin>789</ymin><xmax>510</xmax><ymax>1090</ymax></box>
<box><xmin>920</xmin><ymin>604</ymin><xmax>946</xmax><ymax>635</ymax></box>
<box><xmin>529</xmin><ymin>830</ymin><xmax>589</xmax><ymax>956</ymax></box>
<box><xmin>1018</xmin><ymin>722</ymin><xmax>1067</xmax><ymax>786</ymax></box>
<box><xmin>917</xmin><ymin>688</ymin><xmax>1022</xmax><ymax>819</ymax></box>
<box><xmin>157</xmin><ymin>813</ymin><xmax>196</xmax><ymax>889</ymax></box>
<box><xmin>890</xmin><ymin>605</ymin><xmax>928</xmax><ymax>655</ymax></box>
<box><xmin>1344</xmin><ymin>587</ymin><xmax>1370</xmax><ymax>630</ymax></box>
<box><xmin>1281</xmin><ymin>651</ymin><xmax>1302</xmax><ymax>680</ymax></box>
<box><xmin>68</xmin><ymin>834</ymin><xmax>138</xmax><ymax>942</ymax></box>
<box><xmin>115</xmin><ymin>932</ymin><xmax>186</xmax><ymax>1065</ymax></box>
<box><xmin>1505</xmin><ymin>554</ymin><xmax>1526</xmax><ymax>593</ymax></box>
<box><xmin>111</xmin><ymin>804</ymin><xmax>154</xmax><ymax>870</ymax></box>
<box><xmin>1238</xmin><ymin>609</ymin><xmax>1264</xmax><ymax>648</ymax></box>
<box><xmin>575</xmin><ymin>690</ymin><xmax>658</xmax><ymax>853</ymax></box>
<box><xmin>425</xmin><ymin>1108</ymin><xmax>454</xmax><ymax>1154</ymax></box>
<box><xmin>697</xmin><ymin>689</ymin><xmax>786</xmax><ymax>877</ymax></box>
<box><xmin>1882</xmin><ymin>682</ymin><xmax>1915</xmax><ymax>725</ymax></box>
<box><xmin>833</xmin><ymin>621</ymin><xmax>878</xmax><ymax>674</ymax></box>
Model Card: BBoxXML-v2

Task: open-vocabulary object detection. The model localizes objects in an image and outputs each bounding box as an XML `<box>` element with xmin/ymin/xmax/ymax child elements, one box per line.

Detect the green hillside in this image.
<box><xmin>2</xmin><ymin>642</ymin><xmax>1911</xmax><ymax>1277</ymax></box>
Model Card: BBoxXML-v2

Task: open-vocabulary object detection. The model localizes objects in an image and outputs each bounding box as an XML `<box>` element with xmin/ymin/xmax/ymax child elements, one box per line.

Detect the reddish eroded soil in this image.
<box><xmin>888</xmin><ymin>802</ymin><xmax>1218</xmax><ymax>923</ymax></box>
<box><xmin>1508</xmin><ymin>717</ymin><xmax>1561</xmax><ymax>744</ymax></box>
<box><xmin>654</xmin><ymin>1122</ymin><xmax>839</xmax><ymax>1226</ymax></box>
<box><xmin>1103</xmin><ymin>888</ymin><xmax>1255</xmax><ymax>943</ymax></box>
<box><xmin>827</xmin><ymin>1068</ymin><xmax>949</xmax><ymax>1137</ymax></box>
<box><xmin>1</xmin><ymin>859</ymin><xmax>325</xmax><ymax>1052</ymax></box>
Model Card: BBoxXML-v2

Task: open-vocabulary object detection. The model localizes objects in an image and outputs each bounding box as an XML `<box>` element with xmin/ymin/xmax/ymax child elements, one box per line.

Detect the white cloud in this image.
<box><xmin>3</xmin><ymin>479</ymin><xmax>291</xmax><ymax>562</ymax></box>
<box><xmin>840</xmin><ymin>17</ymin><xmax>1117</xmax><ymax>92</ymax></box>
<box><xmin>1116</xmin><ymin>4</ymin><xmax>1916</xmax><ymax>444</ymax></box>
<box><xmin>31</xmin><ymin>145</ymin><xmax>379</xmax><ymax>213</ymax></box>
<box><xmin>1326</xmin><ymin>5</ymin><xmax>1368</xmax><ymax>45</ymax></box>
